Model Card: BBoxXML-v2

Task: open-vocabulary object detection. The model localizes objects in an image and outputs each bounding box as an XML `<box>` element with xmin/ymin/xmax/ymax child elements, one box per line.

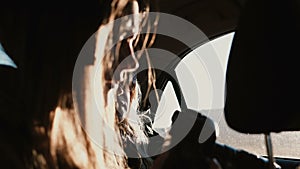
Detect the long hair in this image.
<box><xmin>48</xmin><ymin>0</ymin><xmax>158</xmax><ymax>168</ymax></box>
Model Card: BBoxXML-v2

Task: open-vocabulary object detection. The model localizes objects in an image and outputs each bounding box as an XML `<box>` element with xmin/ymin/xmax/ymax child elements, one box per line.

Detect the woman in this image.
<box><xmin>1</xmin><ymin>0</ymin><xmax>156</xmax><ymax>168</ymax></box>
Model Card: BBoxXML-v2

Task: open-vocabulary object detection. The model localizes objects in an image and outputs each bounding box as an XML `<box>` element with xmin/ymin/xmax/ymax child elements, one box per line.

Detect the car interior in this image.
<box><xmin>0</xmin><ymin>0</ymin><xmax>300</xmax><ymax>169</ymax></box>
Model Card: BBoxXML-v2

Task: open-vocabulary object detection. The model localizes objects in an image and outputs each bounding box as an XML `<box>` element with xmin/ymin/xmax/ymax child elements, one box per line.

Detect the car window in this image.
<box><xmin>0</xmin><ymin>43</ymin><xmax>17</xmax><ymax>68</ymax></box>
<box><xmin>174</xmin><ymin>32</ymin><xmax>300</xmax><ymax>159</ymax></box>
<box><xmin>152</xmin><ymin>81</ymin><xmax>181</xmax><ymax>137</ymax></box>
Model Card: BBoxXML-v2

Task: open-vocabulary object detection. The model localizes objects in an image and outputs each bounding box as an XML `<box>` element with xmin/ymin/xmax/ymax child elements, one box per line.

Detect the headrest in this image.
<box><xmin>225</xmin><ymin>0</ymin><xmax>300</xmax><ymax>133</ymax></box>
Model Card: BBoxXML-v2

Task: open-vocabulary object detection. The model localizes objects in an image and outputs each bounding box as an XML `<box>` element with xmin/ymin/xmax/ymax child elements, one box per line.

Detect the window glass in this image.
<box><xmin>0</xmin><ymin>43</ymin><xmax>17</xmax><ymax>68</ymax></box>
<box><xmin>152</xmin><ymin>81</ymin><xmax>181</xmax><ymax>138</ymax></box>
